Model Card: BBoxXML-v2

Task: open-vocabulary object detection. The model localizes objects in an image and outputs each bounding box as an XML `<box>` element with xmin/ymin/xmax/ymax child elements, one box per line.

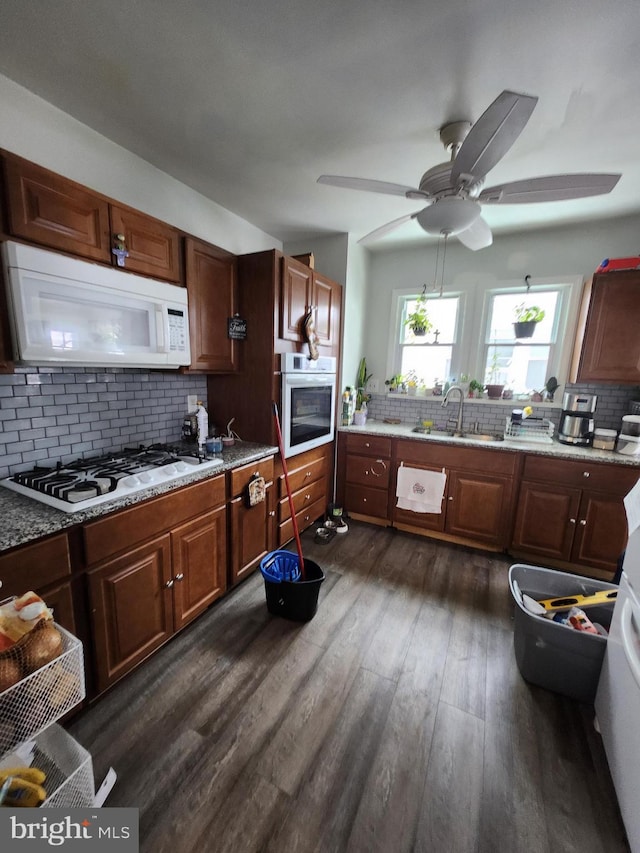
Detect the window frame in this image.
<box><xmin>387</xmin><ymin>275</ymin><xmax>583</xmax><ymax>390</ymax></box>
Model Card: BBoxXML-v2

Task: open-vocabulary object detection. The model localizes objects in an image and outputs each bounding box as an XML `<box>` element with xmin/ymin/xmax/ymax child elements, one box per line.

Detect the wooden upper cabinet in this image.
<box><xmin>110</xmin><ymin>204</ymin><xmax>182</xmax><ymax>283</ymax></box>
<box><xmin>2</xmin><ymin>154</ymin><xmax>111</xmax><ymax>262</ymax></box>
<box><xmin>279</xmin><ymin>255</ymin><xmax>341</xmax><ymax>349</ymax></box>
<box><xmin>312</xmin><ymin>272</ymin><xmax>340</xmax><ymax>348</ymax></box>
<box><xmin>185</xmin><ymin>237</ymin><xmax>239</xmax><ymax>372</ymax></box>
<box><xmin>576</xmin><ymin>271</ymin><xmax>640</xmax><ymax>383</ymax></box>
<box><xmin>280</xmin><ymin>255</ymin><xmax>312</xmax><ymax>341</ymax></box>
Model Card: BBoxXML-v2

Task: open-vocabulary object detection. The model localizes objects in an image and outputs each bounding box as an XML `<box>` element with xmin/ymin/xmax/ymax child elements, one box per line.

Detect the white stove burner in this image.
<box><xmin>1</xmin><ymin>445</ymin><xmax>224</xmax><ymax>513</ymax></box>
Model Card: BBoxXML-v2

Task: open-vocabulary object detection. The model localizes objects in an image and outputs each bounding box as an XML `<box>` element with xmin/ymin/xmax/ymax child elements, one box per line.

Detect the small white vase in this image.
<box><xmin>353</xmin><ymin>411</ymin><xmax>367</xmax><ymax>426</ymax></box>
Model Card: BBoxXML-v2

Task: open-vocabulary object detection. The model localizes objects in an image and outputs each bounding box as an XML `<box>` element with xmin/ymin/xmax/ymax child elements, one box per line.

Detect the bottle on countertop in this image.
<box><xmin>196</xmin><ymin>401</ymin><xmax>208</xmax><ymax>449</ymax></box>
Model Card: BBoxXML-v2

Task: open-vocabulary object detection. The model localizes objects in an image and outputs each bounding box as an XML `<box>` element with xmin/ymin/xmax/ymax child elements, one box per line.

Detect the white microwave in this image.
<box><xmin>2</xmin><ymin>241</ymin><xmax>191</xmax><ymax>368</ymax></box>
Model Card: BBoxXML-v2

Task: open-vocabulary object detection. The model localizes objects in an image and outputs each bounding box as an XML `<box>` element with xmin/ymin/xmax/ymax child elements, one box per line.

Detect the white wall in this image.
<box><xmin>365</xmin><ymin>215</ymin><xmax>640</xmax><ymax>387</ymax></box>
<box><xmin>0</xmin><ymin>74</ymin><xmax>279</xmax><ymax>255</ymax></box>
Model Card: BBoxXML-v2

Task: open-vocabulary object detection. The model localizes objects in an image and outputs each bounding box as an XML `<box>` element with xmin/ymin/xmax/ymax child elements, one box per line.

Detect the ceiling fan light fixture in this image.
<box><xmin>416</xmin><ymin>197</ymin><xmax>481</xmax><ymax>236</ymax></box>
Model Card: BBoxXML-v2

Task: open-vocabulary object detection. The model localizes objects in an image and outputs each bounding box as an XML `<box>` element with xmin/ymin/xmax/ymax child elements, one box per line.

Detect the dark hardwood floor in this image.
<box><xmin>69</xmin><ymin>521</ymin><xmax>629</xmax><ymax>852</ymax></box>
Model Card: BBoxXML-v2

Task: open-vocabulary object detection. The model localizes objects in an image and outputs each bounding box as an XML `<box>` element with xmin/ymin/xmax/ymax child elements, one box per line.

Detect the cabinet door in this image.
<box><xmin>392</xmin><ymin>463</ymin><xmax>446</xmax><ymax>532</ymax></box>
<box><xmin>41</xmin><ymin>580</ymin><xmax>76</xmax><ymax>636</ymax></box>
<box><xmin>312</xmin><ymin>273</ymin><xmax>341</xmax><ymax>348</ymax></box>
<box><xmin>109</xmin><ymin>204</ymin><xmax>182</xmax><ymax>283</ymax></box>
<box><xmin>511</xmin><ymin>482</ymin><xmax>581</xmax><ymax>561</ymax></box>
<box><xmin>171</xmin><ymin>507</ymin><xmax>227</xmax><ymax>630</ymax></box>
<box><xmin>577</xmin><ymin>271</ymin><xmax>640</xmax><ymax>383</ymax></box>
<box><xmin>88</xmin><ymin>535</ymin><xmax>173</xmax><ymax>692</ymax></box>
<box><xmin>572</xmin><ymin>491</ymin><xmax>629</xmax><ymax>574</ymax></box>
<box><xmin>3</xmin><ymin>155</ymin><xmax>111</xmax><ymax>261</ymax></box>
<box><xmin>446</xmin><ymin>471</ymin><xmax>513</xmax><ymax>547</ymax></box>
<box><xmin>185</xmin><ymin>238</ymin><xmax>239</xmax><ymax>372</ymax></box>
<box><xmin>229</xmin><ymin>485</ymin><xmax>275</xmax><ymax>585</ymax></box>
<box><xmin>280</xmin><ymin>256</ymin><xmax>312</xmax><ymax>341</ymax></box>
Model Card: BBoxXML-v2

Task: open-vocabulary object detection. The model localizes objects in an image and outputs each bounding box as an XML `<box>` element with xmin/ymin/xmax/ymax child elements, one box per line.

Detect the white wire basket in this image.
<box><xmin>0</xmin><ymin>623</ymin><xmax>85</xmax><ymax>756</ymax></box>
<box><xmin>504</xmin><ymin>417</ymin><xmax>555</xmax><ymax>444</ymax></box>
<box><xmin>34</xmin><ymin>723</ymin><xmax>95</xmax><ymax>808</ymax></box>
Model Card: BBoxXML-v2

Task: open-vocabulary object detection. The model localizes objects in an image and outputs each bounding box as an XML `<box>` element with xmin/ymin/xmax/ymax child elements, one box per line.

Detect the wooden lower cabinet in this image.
<box><xmin>510</xmin><ymin>456</ymin><xmax>639</xmax><ymax>575</ymax></box>
<box><xmin>0</xmin><ymin>532</ymin><xmax>76</xmax><ymax>634</ymax></box>
<box><xmin>343</xmin><ymin>433</ymin><xmax>392</xmax><ymax>524</ymax></box>
<box><xmin>228</xmin><ymin>456</ymin><xmax>276</xmax><ymax>585</ymax></box>
<box><xmin>393</xmin><ymin>440</ymin><xmax>516</xmax><ymax>549</ymax></box>
<box><xmin>85</xmin><ymin>475</ymin><xmax>228</xmax><ymax>692</ymax></box>
<box><xmin>172</xmin><ymin>507</ymin><xmax>227</xmax><ymax>629</ymax></box>
<box><xmin>277</xmin><ymin>445</ymin><xmax>332</xmax><ymax>545</ymax></box>
<box><xmin>88</xmin><ymin>536</ymin><xmax>174</xmax><ymax>692</ymax></box>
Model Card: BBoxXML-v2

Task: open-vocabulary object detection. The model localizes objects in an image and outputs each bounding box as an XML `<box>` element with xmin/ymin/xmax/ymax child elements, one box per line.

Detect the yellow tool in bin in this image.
<box><xmin>537</xmin><ymin>588</ymin><xmax>618</xmax><ymax>612</ymax></box>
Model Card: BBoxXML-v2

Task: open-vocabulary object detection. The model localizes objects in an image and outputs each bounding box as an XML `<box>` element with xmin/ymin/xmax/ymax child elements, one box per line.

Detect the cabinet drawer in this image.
<box><xmin>229</xmin><ymin>456</ymin><xmax>274</xmax><ymax>497</ymax></box>
<box><xmin>279</xmin><ymin>478</ymin><xmax>326</xmax><ymax>523</ymax></box>
<box><xmin>345</xmin><ymin>434</ymin><xmax>392</xmax><ymax>458</ymax></box>
<box><xmin>522</xmin><ymin>455</ymin><xmax>640</xmax><ymax>494</ymax></box>
<box><xmin>395</xmin><ymin>439</ymin><xmax>517</xmax><ymax>476</ymax></box>
<box><xmin>84</xmin><ymin>474</ymin><xmax>226</xmax><ymax>565</ymax></box>
<box><xmin>346</xmin><ymin>454</ymin><xmax>390</xmax><ymax>488</ymax></box>
<box><xmin>0</xmin><ymin>533</ymin><xmax>71</xmax><ymax>592</ymax></box>
<box><xmin>345</xmin><ymin>483</ymin><xmax>389</xmax><ymax>520</ymax></box>
<box><xmin>281</xmin><ymin>455</ymin><xmax>327</xmax><ymax>496</ymax></box>
<box><xmin>279</xmin><ymin>497</ymin><xmax>325</xmax><ymax>543</ymax></box>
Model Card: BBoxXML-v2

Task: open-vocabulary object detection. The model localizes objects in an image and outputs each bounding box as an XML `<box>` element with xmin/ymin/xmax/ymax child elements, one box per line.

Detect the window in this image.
<box><xmin>398</xmin><ymin>294</ymin><xmax>461</xmax><ymax>387</ymax></box>
<box><xmin>482</xmin><ymin>286</ymin><xmax>570</xmax><ymax>393</ymax></box>
<box><xmin>388</xmin><ymin>276</ymin><xmax>581</xmax><ymax>392</ymax></box>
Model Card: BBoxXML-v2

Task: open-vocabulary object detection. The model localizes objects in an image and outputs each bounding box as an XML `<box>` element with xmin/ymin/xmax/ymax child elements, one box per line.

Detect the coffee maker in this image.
<box><xmin>558</xmin><ymin>392</ymin><xmax>597</xmax><ymax>446</ymax></box>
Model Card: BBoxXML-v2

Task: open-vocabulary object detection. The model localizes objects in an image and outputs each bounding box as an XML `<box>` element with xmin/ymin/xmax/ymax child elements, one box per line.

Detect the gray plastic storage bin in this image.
<box><xmin>508</xmin><ymin>563</ymin><xmax>617</xmax><ymax>704</ymax></box>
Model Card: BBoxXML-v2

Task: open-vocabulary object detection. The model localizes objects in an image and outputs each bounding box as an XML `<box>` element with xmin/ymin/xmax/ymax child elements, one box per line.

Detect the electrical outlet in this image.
<box><xmin>187</xmin><ymin>394</ymin><xmax>198</xmax><ymax>411</ymax></box>
<box><xmin>367</xmin><ymin>379</ymin><xmax>379</xmax><ymax>394</ymax></box>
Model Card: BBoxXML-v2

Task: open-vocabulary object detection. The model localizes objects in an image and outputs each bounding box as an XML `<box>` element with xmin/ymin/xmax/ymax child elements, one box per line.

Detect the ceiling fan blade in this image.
<box><xmin>479</xmin><ymin>173</ymin><xmax>622</xmax><ymax>204</ymax></box>
<box><xmin>451</xmin><ymin>90</ymin><xmax>538</xmax><ymax>185</ymax></box>
<box><xmin>358</xmin><ymin>210</ymin><xmax>424</xmax><ymax>244</ymax></box>
<box><xmin>317</xmin><ymin>175</ymin><xmax>428</xmax><ymax>199</ymax></box>
<box><xmin>455</xmin><ymin>216</ymin><xmax>493</xmax><ymax>251</ymax></box>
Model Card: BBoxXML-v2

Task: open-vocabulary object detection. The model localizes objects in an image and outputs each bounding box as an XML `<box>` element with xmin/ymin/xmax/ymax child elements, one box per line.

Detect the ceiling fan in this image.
<box><xmin>317</xmin><ymin>90</ymin><xmax>621</xmax><ymax>250</ymax></box>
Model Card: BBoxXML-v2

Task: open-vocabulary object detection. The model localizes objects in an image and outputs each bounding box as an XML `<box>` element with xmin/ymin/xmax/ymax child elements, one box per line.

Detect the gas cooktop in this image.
<box><xmin>0</xmin><ymin>443</ymin><xmax>223</xmax><ymax>513</ymax></box>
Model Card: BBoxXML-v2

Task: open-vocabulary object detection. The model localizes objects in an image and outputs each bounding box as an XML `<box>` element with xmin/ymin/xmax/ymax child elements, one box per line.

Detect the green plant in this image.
<box><xmin>486</xmin><ymin>350</ymin><xmax>502</xmax><ymax>384</ymax></box>
<box><xmin>514</xmin><ymin>303</ymin><xmax>545</xmax><ymax>323</ymax></box>
<box><xmin>385</xmin><ymin>374</ymin><xmax>403</xmax><ymax>391</ymax></box>
<box><xmin>468</xmin><ymin>379</ymin><xmax>484</xmax><ymax>397</ymax></box>
<box><xmin>356</xmin><ymin>357</ymin><xmax>373</xmax><ymax>409</ymax></box>
<box><xmin>404</xmin><ymin>294</ymin><xmax>433</xmax><ymax>336</ymax></box>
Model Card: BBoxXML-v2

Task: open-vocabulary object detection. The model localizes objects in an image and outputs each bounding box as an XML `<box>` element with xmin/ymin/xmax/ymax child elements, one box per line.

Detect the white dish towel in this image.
<box><xmin>396</xmin><ymin>465</ymin><xmax>447</xmax><ymax>514</ymax></box>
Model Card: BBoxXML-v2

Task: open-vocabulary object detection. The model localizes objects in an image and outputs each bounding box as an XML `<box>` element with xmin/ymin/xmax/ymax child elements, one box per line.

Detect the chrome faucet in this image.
<box><xmin>442</xmin><ymin>384</ymin><xmax>465</xmax><ymax>435</ymax></box>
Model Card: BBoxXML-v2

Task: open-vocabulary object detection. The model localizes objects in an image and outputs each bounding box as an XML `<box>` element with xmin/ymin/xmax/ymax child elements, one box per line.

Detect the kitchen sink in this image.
<box><xmin>411</xmin><ymin>427</ymin><xmax>504</xmax><ymax>442</ymax></box>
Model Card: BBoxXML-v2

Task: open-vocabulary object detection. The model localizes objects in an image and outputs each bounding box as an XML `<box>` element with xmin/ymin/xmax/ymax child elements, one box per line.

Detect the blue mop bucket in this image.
<box><xmin>260</xmin><ymin>550</ymin><xmax>325</xmax><ymax>622</ymax></box>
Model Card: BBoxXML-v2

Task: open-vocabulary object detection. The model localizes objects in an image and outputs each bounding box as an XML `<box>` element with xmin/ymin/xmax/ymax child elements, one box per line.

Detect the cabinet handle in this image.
<box><xmin>165</xmin><ymin>579</ymin><xmax>174</xmax><ymax>588</ymax></box>
<box><xmin>269</xmin><ymin>510</ymin><xmax>276</xmax><ymax>517</ymax></box>
<box><xmin>363</xmin><ymin>498</ymin><xmax>367</xmax><ymax>502</ymax></box>
<box><xmin>569</xmin><ymin>518</ymin><xmax>576</xmax><ymax>524</ymax></box>
<box><xmin>305</xmin><ymin>471</ymin><xmax>312</xmax><ymax>478</ymax></box>
<box><xmin>304</xmin><ymin>514</ymin><xmax>310</xmax><ymax>521</ymax></box>
<box><xmin>305</xmin><ymin>493</ymin><xmax>311</xmax><ymax>501</ymax></box>
<box><xmin>365</xmin><ymin>470</ymin><xmax>369</xmax><ymax>476</ymax></box>
<box><xmin>365</xmin><ymin>442</ymin><xmax>370</xmax><ymax>448</ymax></box>
<box><xmin>579</xmin><ymin>519</ymin><xmax>587</xmax><ymax>526</ymax></box>
<box><xmin>448</xmin><ymin>496</ymin><xmax>453</xmax><ymax>501</ymax></box>
<box><xmin>175</xmin><ymin>573</ymin><xmax>184</xmax><ymax>581</ymax></box>
<box><xmin>583</xmin><ymin>471</ymin><xmax>590</xmax><ymax>478</ymax></box>
<box><xmin>370</xmin><ymin>460</ymin><xmax>387</xmax><ymax>477</ymax></box>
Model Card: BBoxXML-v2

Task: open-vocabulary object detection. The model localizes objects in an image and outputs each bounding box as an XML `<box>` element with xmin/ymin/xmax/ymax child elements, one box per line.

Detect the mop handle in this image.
<box><xmin>272</xmin><ymin>402</ymin><xmax>305</xmax><ymax>579</ymax></box>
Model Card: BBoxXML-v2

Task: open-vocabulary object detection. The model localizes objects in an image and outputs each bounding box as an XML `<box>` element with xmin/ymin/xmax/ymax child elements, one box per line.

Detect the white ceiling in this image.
<box><xmin>1</xmin><ymin>0</ymin><xmax>639</xmax><ymax>251</ymax></box>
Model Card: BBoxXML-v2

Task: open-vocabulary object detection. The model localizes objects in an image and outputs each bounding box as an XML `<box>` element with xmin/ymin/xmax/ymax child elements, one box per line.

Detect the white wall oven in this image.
<box><xmin>281</xmin><ymin>353</ymin><xmax>337</xmax><ymax>457</ymax></box>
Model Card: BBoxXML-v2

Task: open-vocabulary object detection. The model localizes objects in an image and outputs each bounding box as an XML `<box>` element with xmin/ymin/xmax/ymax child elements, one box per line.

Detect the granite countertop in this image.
<box><xmin>0</xmin><ymin>441</ymin><xmax>278</xmax><ymax>552</ymax></box>
<box><xmin>339</xmin><ymin>421</ymin><xmax>640</xmax><ymax>466</ymax></box>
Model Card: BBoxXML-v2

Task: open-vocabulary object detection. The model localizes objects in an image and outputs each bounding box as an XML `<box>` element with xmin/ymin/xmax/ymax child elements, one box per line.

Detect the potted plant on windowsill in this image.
<box><xmin>404</xmin><ymin>294</ymin><xmax>433</xmax><ymax>337</ymax></box>
<box><xmin>485</xmin><ymin>351</ymin><xmax>505</xmax><ymax>399</ymax></box>
<box><xmin>513</xmin><ymin>304</ymin><xmax>545</xmax><ymax>339</ymax></box>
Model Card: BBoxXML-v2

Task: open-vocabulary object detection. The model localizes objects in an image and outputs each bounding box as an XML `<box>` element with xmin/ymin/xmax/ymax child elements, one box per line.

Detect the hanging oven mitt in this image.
<box><xmin>244</xmin><ymin>474</ymin><xmax>266</xmax><ymax>508</ymax></box>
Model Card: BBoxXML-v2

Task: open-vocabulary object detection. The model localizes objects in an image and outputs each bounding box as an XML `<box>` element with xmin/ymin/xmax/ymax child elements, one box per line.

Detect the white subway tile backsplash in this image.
<box><xmin>0</xmin><ymin>366</ymin><xmax>208</xmax><ymax>478</ymax></box>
